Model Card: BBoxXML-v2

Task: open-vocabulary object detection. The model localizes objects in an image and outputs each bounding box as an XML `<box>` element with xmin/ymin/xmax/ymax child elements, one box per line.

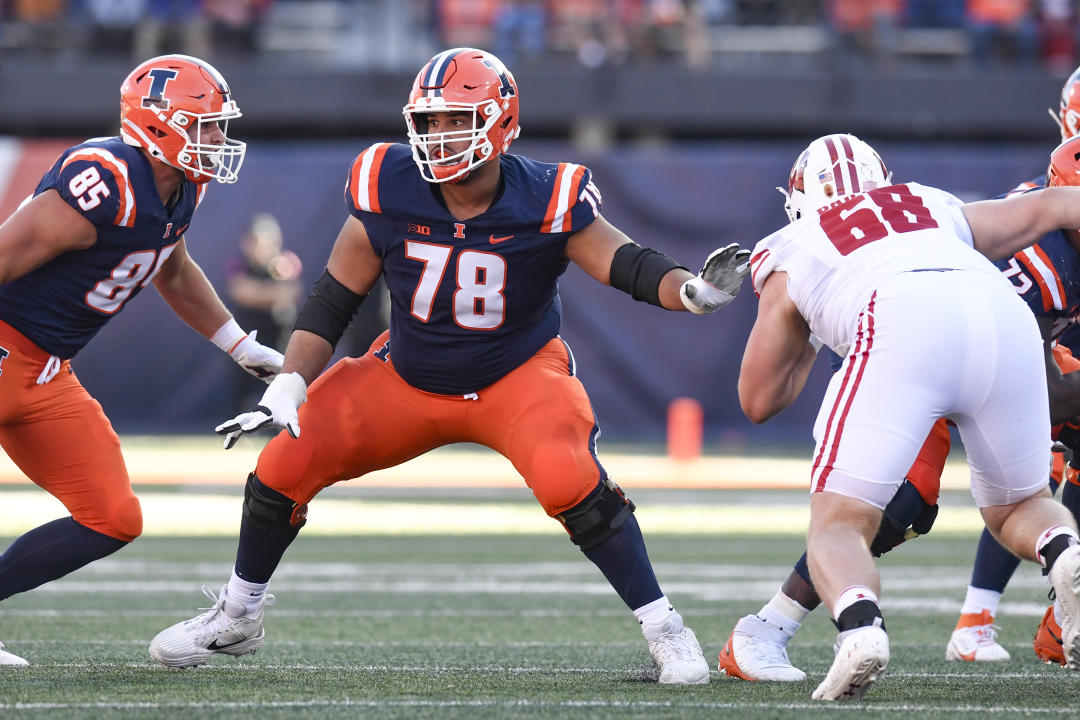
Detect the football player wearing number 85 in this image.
<box><xmin>733</xmin><ymin>133</ymin><xmax>1080</xmax><ymax>700</ymax></box>
<box><xmin>149</xmin><ymin>47</ymin><xmax>749</xmax><ymax>683</ymax></box>
<box><xmin>0</xmin><ymin>55</ymin><xmax>283</xmax><ymax>667</ymax></box>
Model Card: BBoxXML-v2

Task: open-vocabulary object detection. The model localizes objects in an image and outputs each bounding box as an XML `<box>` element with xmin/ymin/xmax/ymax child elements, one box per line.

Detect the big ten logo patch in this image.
<box><xmin>408</xmin><ymin>223</ymin><xmax>430</xmax><ymax>236</ymax></box>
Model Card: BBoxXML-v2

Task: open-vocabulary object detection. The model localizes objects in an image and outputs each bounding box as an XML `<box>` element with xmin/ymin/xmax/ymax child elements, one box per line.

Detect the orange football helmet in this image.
<box><xmin>1046</xmin><ymin>135</ymin><xmax>1080</xmax><ymax>188</ymax></box>
<box><xmin>780</xmin><ymin>133</ymin><xmax>890</xmax><ymax>222</ymax></box>
<box><xmin>1052</xmin><ymin>65</ymin><xmax>1080</xmax><ymax>141</ymax></box>
<box><xmin>403</xmin><ymin>48</ymin><xmax>520</xmax><ymax>184</ymax></box>
<box><xmin>120</xmin><ymin>54</ymin><xmax>245</xmax><ymax>184</ymax></box>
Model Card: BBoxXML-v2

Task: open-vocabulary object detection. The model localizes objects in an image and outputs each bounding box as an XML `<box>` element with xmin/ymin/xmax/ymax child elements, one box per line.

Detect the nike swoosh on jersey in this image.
<box><xmin>488</xmin><ymin>234</ymin><xmax>514</xmax><ymax>244</ymax></box>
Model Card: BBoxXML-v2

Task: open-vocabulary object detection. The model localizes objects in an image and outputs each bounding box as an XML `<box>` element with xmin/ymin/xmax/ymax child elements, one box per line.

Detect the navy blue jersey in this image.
<box><xmin>1059</xmin><ymin>323</ymin><xmax>1080</xmax><ymax>355</ymax></box>
<box><xmin>346</xmin><ymin>143</ymin><xmax>602</xmax><ymax>394</ymax></box>
<box><xmin>994</xmin><ymin>231</ymin><xmax>1080</xmax><ymax>341</ymax></box>
<box><xmin>1007</xmin><ymin>174</ymin><xmax>1045</xmax><ymax>196</ymax></box>
<box><xmin>0</xmin><ymin>137</ymin><xmax>205</xmax><ymax>358</ymax></box>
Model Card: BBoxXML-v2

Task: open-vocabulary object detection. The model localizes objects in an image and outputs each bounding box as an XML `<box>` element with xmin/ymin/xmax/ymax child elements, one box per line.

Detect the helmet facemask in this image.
<box><xmin>178</xmin><ymin>108</ymin><xmax>245</xmax><ymax>184</ymax></box>
<box><xmin>404</xmin><ymin>99</ymin><xmax>504</xmax><ymax>184</ymax></box>
<box><xmin>1051</xmin><ymin>65</ymin><xmax>1080</xmax><ymax>142</ymax></box>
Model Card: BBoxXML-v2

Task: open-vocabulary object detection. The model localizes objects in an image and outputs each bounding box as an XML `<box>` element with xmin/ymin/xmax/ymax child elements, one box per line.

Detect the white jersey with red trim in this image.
<box><xmin>749</xmin><ymin>182</ymin><xmax>1004</xmax><ymax>356</ymax></box>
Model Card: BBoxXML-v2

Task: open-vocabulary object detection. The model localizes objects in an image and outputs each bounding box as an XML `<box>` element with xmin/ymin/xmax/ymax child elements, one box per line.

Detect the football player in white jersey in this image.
<box><xmin>728</xmin><ymin>133</ymin><xmax>1080</xmax><ymax>701</ymax></box>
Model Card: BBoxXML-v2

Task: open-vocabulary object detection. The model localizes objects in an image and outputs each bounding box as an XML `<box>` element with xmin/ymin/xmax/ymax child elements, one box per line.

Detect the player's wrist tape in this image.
<box><xmin>293</xmin><ymin>268</ymin><xmax>367</xmax><ymax>346</ymax></box>
<box><xmin>609</xmin><ymin>244</ymin><xmax>687</xmax><ymax>308</ymax></box>
<box><xmin>210</xmin><ymin>318</ymin><xmax>247</xmax><ymax>355</ymax></box>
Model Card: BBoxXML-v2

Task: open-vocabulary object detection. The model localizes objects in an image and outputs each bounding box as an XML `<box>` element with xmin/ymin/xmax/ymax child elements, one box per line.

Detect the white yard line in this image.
<box><xmin>0</xmin><ymin>698</ymin><xmax>1067</xmax><ymax>714</ymax></box>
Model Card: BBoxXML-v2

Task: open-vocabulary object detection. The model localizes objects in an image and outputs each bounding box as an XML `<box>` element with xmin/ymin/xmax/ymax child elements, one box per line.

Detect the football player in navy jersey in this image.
<box><xmin>0</xmin><ymin>55</ymin><xmax>283</xmax><ymax>667</ymax></box>
<box><xmin>945</xmin><ymin>126</ymin><xmax>1080</xmax><ymax>666</ymax></box>
<box><xmin>149</xmin><ymin>48</ymin><xmax>749</xmax><ymax>682</ymax></box>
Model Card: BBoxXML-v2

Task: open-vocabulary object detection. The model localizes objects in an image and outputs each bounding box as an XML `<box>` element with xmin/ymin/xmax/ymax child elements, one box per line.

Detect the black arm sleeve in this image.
<box><xmin>608</xmin><ymin>243</ymin><xmax>687</xmax><ymax>308</ymax></box>
<box><xmin>292</xmin><ymin>269</ymin><xmax>367</xmax><ymax>347</ymax></box>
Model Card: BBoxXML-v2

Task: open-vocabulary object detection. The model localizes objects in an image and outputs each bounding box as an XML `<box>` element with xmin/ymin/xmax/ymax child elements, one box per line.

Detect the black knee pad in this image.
<box><xmin>556</xmin><ymin>478</ymin><xmax>635</xmax><ymax>550</ymax></box>
<box><xmin>243</xmin><ymin>473</ymin><xmax>308</xmax><ymax>531</ymax></box>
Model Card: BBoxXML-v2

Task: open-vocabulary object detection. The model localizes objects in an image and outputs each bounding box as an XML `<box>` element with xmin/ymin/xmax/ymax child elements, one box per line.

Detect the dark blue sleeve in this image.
<box><xmin>827</xmin><ymin>349</ymin><xmax>844</xmax><ymax>374</ymax></box>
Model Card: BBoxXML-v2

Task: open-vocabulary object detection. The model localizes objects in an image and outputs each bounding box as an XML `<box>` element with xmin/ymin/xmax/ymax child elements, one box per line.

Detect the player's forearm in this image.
<box><xmin>658</xmin><ymin>267</ymin><xmax>695</xmax><ymax>311</ymax></box>
<box><xmin>739</xmin><ymin>342</ymin><xmax>817</xmax><ymax>423</ymax></box>
<box><xmin>968</xmin><ymin>187</ymin><xmax>1080</xmax><ymax>261</ymax></box>
<box><xmin>155</xmin><ymin>258</ymin><xmax>232</xmax><ymax>338</ymax></box>
<box><xmin>280</xmin><ymin>329</ymin><xmax>334</xmax><ymax>385</ymax></box>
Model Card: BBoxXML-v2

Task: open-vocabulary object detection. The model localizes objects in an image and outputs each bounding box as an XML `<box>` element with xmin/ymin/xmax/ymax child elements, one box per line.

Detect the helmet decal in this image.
<box><xmin>481</xmin><ymin>57</ymin><xmax>516</xmax><ymax>99</ymax></box>
<box><xmin>142</xmin><ymin>68</ymin><xmax>178</xmax><ymax>109</ymax></box>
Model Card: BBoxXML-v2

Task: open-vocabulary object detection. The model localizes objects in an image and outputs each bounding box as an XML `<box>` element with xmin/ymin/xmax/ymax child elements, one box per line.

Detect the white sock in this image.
<box><xmin>634</xmin><ymin>595</ymin><xmax>679</xmax><ymax>639</ymax></box>
<box><xmin>831</xmin><ymin>586</ymin><xmax>879</xmax><ymax>622</ymax></box>
<box><xmin>757</xmin><ymin>591</ymin><xmax>809</xmax><ymax>637</ymax></box>
<box><xmin>1055</xmin><ymin>599</ymin><xmax>1063</xmax><ymax>626</ymax></box>
<box><xmin>960</xmin><ymin>586</ymin><xmax>1002</xmax><ymax>618</ymax></box>
<box><xmin>634</xmin><ymin>595</ymin><xmax>674</xmax><ymax>625</ymax></box>
<box><xmin>224</xmin><ymin>569</ymin><xmax>269</xmax><ymax>618</ymax></box>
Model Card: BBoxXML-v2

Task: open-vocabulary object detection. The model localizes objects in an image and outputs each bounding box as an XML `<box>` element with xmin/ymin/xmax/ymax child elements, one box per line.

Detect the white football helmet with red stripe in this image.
<box><xmin>403</xmin><ymin>48</ymin><xmax>520</xmax><ymax>184</ymax></box>
<box><xmin>781</xmin><ymin>133</ymin><xmax>891</xmax><ymax>223</ymax></box>
<box><xmin>120</xmin><ymin>54</ymin><xmax>245</xmax><ymax>184</ymax></box>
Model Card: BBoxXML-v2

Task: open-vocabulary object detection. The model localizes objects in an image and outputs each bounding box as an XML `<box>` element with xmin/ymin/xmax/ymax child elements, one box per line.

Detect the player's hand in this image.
<box><xmin>229</xmin><ymin>330</ymin><xmax>284</xmax><ymax>383</ymax></box>
<box><xmin>215</xmin><ymin>372</ymin><xmax>307</xmax><ymax>449</ymax></box>
<box><xmin>680</xmin><ymin>243</ymin><xmax>752</xmax><ymax>314</ymax></box>
<box><xmin>1057</xmin><ymin>419</ymin><xmax>1080</xmax><ymax>454</ymax></box>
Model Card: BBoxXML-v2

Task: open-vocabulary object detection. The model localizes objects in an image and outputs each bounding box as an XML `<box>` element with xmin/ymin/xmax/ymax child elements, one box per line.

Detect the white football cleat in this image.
<box><xmin>945</xmin><ymin>611</ymin><xmax>1010</xmax><ymax>662</ymax></box>
<box><xmin>812</xmin><ymin>625</ymin><xmax>889</xmax><ymax>701</ymax></box>
<box><xmin>149</xmin><ymin>585</ymin><xmax>273</xmax><ymax>668</ymax></box>
<box><xmin>643</xmin><ymin>614</ymin><xmax>710</xmax><ymax>684</ymax></box>
<box><xmin>718</xmin><ymin>614</ymin><xmax>806</xmax><ymax>681</ymax></box>
<box><xmin>0</xmin><ymin>641</ymin><xmax>28</xmax><ymax>666</ymax></box>
<box><xmin>1048</xmin><ymin>544</ymin><xmax>1080</xmax><ymax>669</ymax></box>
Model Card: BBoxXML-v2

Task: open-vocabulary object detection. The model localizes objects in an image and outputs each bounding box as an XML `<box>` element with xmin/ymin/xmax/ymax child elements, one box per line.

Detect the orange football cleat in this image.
<box><xmin>1034</xmin><ymin>606</ymin><xmax>1066</xmax><ymax>666</ymax></box>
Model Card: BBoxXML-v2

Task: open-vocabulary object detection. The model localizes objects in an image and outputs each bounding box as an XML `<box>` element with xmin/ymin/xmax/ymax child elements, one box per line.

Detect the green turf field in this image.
<box><xmin>2</xmin><ymin>486</ymin><xmax>1080</xmax><ymax>719</ymax></box>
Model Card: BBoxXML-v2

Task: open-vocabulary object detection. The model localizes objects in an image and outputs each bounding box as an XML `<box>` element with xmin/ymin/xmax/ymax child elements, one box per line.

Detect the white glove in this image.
<box><xmin>210</xmin><ymin>319</ymin><xmax>284</xmax><ymax>383</ymax></box>
<box><xmin>680</xmin><ymin>243</ymin><xmax>752</xmax><ymax>315</ymax></box>
<box><xmin>215</xmin><ymin>371</ymin><xmax>307</xmax><ymax>449</ymax></box>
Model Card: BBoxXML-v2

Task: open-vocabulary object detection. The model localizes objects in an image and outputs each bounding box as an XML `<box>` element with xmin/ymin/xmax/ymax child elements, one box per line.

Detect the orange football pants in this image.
<box><xmin>1051</xmin><ymin>342</ymin><xmax>1080</xmax><ymax>487</ymax></box>
<box><xmin>257</xmin><ymin>331</ymin><xmax>605</xmax><ymax>515</ymax></box>
<box><xmin>905</xmin><ymin>417</ymin><xmax>951</xmax><ymax>506</ymax></box>
<box><xmin>0</xmin><ymin>320</ymin><xmax>140</xmax><ymax>542</ymax></box>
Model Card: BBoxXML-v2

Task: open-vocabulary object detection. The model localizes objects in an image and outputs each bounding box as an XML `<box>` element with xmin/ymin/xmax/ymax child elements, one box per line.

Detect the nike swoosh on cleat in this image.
<box><xmin>488</xmin><ymin>234</ymin><xmax>514</xmax><ymax>244</ymax></box>
<box><xmin>206</xmin><ymin>638</ymin><xmax>248</xmax><ymax>651</ymax></box>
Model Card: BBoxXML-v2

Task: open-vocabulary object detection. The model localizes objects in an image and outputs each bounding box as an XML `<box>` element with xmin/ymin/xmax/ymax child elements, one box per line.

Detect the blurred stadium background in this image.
<box><xmin>0</xmin><ymin>0</ymin><xmax>1073</xmax><ymax>446</ymax></box>
<box><xmin>6</xmin><ymin>4</ymin><xmax>1080</xmax><ymax>716</ymax></box>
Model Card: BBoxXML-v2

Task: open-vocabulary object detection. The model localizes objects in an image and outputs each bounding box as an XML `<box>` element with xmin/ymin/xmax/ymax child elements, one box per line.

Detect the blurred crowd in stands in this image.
<box><xmin>1</xmin><ymin>0</ymin><xmax>1078</xmax><ymax>73</ymax></box>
